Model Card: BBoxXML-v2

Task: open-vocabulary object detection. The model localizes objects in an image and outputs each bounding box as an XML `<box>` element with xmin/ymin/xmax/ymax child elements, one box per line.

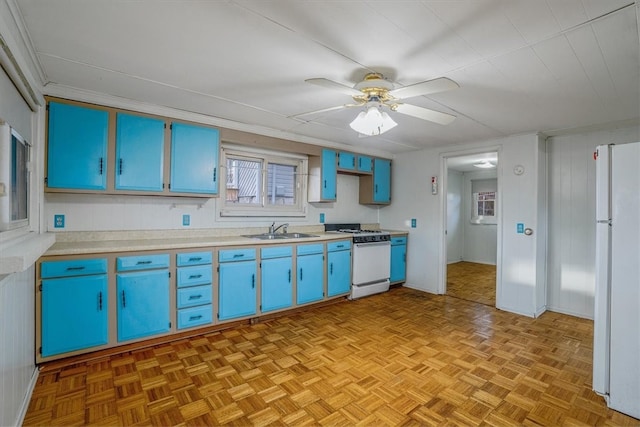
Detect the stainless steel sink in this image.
<box><xmin>243</xmin><ymin>232</ymin><xmax>318</xmax><ymax>240</ymax></box>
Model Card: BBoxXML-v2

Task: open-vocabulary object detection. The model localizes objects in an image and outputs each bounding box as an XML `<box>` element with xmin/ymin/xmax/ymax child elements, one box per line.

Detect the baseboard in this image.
<box><xmin>16</xmin><ymin>366</ymin><xmax>39</xmax><ymax>427</ymax></box>
<box><xmin>402</xmin><ymin>282</ymin><xmax>439</xmax><ymax>295</ymax></box>
<box><xmin>546</xmin><ymin>304</ymin><xmax>593</xmax><ymax>320</ymax></box>
<box><xmin>535</xmin><ymin>305</ymin><xmax>547</xmax><ymax>318</ymax></box>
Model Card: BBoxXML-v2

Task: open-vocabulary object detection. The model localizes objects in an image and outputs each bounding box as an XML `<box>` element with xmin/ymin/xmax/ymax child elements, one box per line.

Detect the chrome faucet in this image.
<box><xmin>269</xmin><ymin>222</ymin><xmax>289</xmax><ymax>234</ymax></box>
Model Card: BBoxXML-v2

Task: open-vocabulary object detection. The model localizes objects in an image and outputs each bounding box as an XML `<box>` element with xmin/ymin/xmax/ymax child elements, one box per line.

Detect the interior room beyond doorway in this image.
<box><xmin>445</xmin><ymin>152</ymin><xmax>498</xmax><ymax>306</ymax></box>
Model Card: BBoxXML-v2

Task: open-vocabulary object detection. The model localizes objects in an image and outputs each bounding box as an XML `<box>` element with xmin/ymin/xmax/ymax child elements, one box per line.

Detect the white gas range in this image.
<box><xmin>325</xmin><ymin>224</ymin><xmax>391</xmax><ymax>299</ymax></box>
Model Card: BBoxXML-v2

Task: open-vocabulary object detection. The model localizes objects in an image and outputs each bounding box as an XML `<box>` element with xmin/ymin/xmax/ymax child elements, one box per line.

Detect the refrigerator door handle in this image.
<box><xmin>597</xmin><ymin>220</ymin><xmax>612</xmax><ymax>225</ymax></box>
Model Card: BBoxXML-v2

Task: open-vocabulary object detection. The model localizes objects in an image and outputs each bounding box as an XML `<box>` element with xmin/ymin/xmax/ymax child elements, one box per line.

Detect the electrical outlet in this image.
<box><xmin>54</xmin><ymin>214</ymin><xmax>65</xmax><ymax>228</ymax></box>
<box><xmin>411</xmin><ymin>218</ymin><xmax>417</xmax><ymax>228</ymax></box>
<box><xmin>182</xmin><ymin>214</ymin><xmax>190</xmax><ymax>226</ymax></box>
<box><xmin>517</xmin><ymin>223</ymin><xmax>524</xmax><ymax>233</ymax></box>
<box><xmin>319</xmin><ymin>213</ymin><xmax>325</xmax><ymax>223</ymax></box>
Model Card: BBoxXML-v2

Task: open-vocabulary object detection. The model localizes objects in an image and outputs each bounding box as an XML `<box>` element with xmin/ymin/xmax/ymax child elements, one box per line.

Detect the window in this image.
<box><xmin>471</xmin><ymin>191</ymin><xmax>496</xmax><ymax>224</ymax></box>
<box><xmin>1</xmin><ymin>125</ymin><xmax>30</xmax><ymax>231</ymax></box>
<box><xmin>221</xmin><ymin>145</ymin><xmax>307</xmax><ymax>217</ymax></box>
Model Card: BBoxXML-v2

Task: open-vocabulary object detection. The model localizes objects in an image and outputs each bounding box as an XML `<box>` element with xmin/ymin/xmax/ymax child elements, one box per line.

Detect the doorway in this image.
<box><xmin>443</xmin><ymin>151</ymin><xmax>499</xmax><ymax>306</ymax></box>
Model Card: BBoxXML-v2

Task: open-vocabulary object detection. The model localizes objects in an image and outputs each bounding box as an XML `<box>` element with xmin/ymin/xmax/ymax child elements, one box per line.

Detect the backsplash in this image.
<box><xmin>45</xmin><ymin>174</ymin><xmax>379</xmax><ymax>232</ymax></box>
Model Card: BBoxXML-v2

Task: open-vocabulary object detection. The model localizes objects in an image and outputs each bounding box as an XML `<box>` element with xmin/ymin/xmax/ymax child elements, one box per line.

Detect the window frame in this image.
<box><xmin>0</xmin><ymin>125</ymin><xmax>31</xmax><ymax>232</ymax></box>
<box><xmin>471</xmin><ymin>190</ymin><xmax>497</xmax><ymax>225</ymax></box>
<box><xmin>219</xmin><ymin>144</ymin><xmax>308</xmax><ymax>217</ymax></box>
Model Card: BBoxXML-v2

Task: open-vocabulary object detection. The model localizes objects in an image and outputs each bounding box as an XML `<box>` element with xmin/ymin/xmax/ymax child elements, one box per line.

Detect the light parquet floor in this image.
<box><xmin>24</xmin><ymin>287</ymin><xmax>640</xmax><ymax>426</ymax></box>
<box><xmin>447</xmin><ymin>262</ymin><xmax>496</xmax><ymax>307</ymax></box>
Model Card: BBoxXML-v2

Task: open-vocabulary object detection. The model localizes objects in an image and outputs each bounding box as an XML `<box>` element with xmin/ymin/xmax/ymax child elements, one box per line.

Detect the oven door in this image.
<box><xmin>352</xmin><ymin>241</ymin><xmax>391</xmax><ymax>285</ymax></box>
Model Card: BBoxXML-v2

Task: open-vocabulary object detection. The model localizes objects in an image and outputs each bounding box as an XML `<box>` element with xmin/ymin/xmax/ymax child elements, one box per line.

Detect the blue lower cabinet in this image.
<box><xmin>41</xmin><ymin>274</ymin><xmax>108</xmax><ymax>357</ymax></box>
<box><xmin>297</xmin><ymin>244</ymin><xmax>324</xmax><ymax>305</ymax></box>
<box><xmin>390</xmin><ymin>236</ymin><xmax>407</xmax><ymax>283</ymax></box>
<box><xmin>116</xmin><ymin>270</ymin><xmax>170</xmax><ymax>342</ymax></box>
<box><xmin>261</xmin><ymin>255</ymin><xmax>293</xmax><ymax>313</ymax></box>
<box><xmin>218</xmin><ymin>249</ymin><xmax>257</xmax><ymax>320</ymax></box>
<box><xmin>327</xmin><ymin>241</ymin><xmax>351</xmax><ymax>297</ymax></box>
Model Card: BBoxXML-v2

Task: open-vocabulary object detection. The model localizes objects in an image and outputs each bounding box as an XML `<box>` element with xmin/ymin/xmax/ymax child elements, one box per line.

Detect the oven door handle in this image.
<box><xmin>354</xmin><ymin>242</ymin><xmax>391</xmax><ymax>248</ymax></box>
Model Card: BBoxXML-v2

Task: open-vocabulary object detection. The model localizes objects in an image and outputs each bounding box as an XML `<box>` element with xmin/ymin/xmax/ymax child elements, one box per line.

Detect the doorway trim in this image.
<box><xmin>438</xmin><ymin>146</ymin><xmax>503</xmax><ymax>308</ymax></box>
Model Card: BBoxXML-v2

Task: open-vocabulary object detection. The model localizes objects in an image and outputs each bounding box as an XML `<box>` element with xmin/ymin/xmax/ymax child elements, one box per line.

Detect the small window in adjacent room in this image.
<box><xmin>470</xmin><ymin>177</ymin><xmax>497</xmax><ymax>225</ymax></box>
<box><xmin>0</xmin><ymin>125</ymin><xmax>30</xmax><ymax>231</ymax></box>
<box><xmin>220</xmin><ymin>145</ymin><xmax>307</xmax><ymax>217</ymax></box>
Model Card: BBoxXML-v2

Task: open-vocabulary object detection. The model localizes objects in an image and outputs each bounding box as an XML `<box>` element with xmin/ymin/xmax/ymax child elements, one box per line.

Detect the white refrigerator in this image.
<box><xmin>593</xmin><ymin>142</ymin><xmax>640</xmax><ymax>419</ymax></box>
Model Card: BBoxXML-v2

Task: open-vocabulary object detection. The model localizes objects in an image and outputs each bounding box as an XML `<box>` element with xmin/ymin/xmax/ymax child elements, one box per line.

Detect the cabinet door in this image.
<box><xmin>47</xmin><ymin>102</ymin><xmax>108</xmax><ymax>190</ymax></box>
<box><xmin>117</xmin><ymin>270</ymin><xmax>170</xmax><ymax>342</ymax></box>
<box><xmin>321</xmin><ymin>149</ymin><xmax>337</xmax><ymax>201</ymax></box>
<box><xmin>115</xmin><ymin>113</ymin><xmax>165</xmax><ymax>191</ymax></box>
<box><xmin>261</xmin><ymin>256</ymin><xmax>293</xmax><ymax>312</ymax></box>
<box><xmin>297</xmin><ymin>253</ymin><xmax>324</xmax><ymax>304</ymax></box>
<box><xmin>390</xmin><ymin>244</ymin><xmax>407</xmax><ymax>283</ymax></box>
<box><xmin>338</xmin><ymin>152</ymin><xmax>356</xmax><ymax>171</ymax></box>
<box><xmin>327</xmin><ymin>249</ymin><xmax>351</xmax><ymax>297</ymax></box>
<box><xmin>373</xmin><ymin>158</ymin><xmax>391</xmax><ymax>203</ymax></box>
<box><xmin>219</xmin><ymin>260</ymin><xmax>257</xmax><ymax>320</ymax></box>
<box><xmin>170</xmin><ymin>123</ymin><xmax>220</xmax><ymax>194</ymax></box>
<box><xmin>358</xmin><ymin>155</ymin><xmax>373</xmax><ymax>173</ymax></box>
<box><xmin>41</xmin><ymin>275</ymin><xmax>108</xmax><ymax>357</ymax></box>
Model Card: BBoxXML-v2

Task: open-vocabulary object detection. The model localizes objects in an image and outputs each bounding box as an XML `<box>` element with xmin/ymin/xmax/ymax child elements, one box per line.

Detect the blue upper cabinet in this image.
<box><xmin>170</xmin><ymin>122</ymin><xmax>220</xmax><ymax>194</ymax></box>
<box><xmin>47</xmin><ymin>102</ymin><xmax>109</xmax><ymax>190</ymax></box>
<box><xmin>373</xmin><ymin>158</ymin><xmax>391</xmax><ymax>203</ymax></box>
<box><xmin>357</xmin><ymin>155</ymin><xmax>373</xmax><ymax>173</ymax></box>
<box><xmin>359</xmin><ymin>158</ymin><xmax>391</xmax><ymax>205</ymax></box>
<box><xmin>321</xmin><ymin>149</ymin><xmax>337</xmax><ymax>201</ymax></box>
<box><xmin>338</xmin><ymin>152</ymin><xmax>356</xmax><ymax>171</ymax></box>
<box><xmin>115</xmin><ymin>113</ymin><xmax>165</xmax><ymax>191</ymax></box>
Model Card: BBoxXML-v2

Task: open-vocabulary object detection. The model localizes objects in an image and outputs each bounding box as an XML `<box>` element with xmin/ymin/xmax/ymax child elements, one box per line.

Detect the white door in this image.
<box><xmin>609</xmin><ymin>142</ymin><xmax>640</xmax><ymax>418</ymax></box>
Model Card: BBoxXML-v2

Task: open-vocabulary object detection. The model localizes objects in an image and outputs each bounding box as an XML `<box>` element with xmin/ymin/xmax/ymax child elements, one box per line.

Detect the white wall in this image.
<box><xmin>446</xmin><ymin>170</ymin><xmax>463</xmax><ymax>263</ymax></box>
<box><xmin>546</xmin><ymin>125</ymin><xmax>640</xmax><ymax>319</ymax></box>
<box><xmin>0</xmin><ymin>267</ymin><xmax>36</xmax><ymax>427</ymax></box>
<box><xmin>380</xmin><ymin>133</ymin><xmax>547</xmax><ymax>317</ymax></box>
<box><xmin>462</xmin><ymin>171</ymin><xmax>497</xmax><ymax>265</ymax></box>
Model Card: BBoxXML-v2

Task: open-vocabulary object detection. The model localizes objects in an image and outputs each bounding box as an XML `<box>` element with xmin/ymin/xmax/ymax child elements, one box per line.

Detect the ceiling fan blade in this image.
<box><xmin>394</xmin><ymin>103</ymin><xmax>456</xmax><ymax>125</ymax></box>
<box><xmin>288</xmin><ymin>104</ymin><xmax>348</xmax><ymax>119</ymax></box>
<box><xmin>305</xmin><ymin>78</ymin><xmax>362</xmax><ymax>96</ymax></box>
<box><xmin>389</xmin><ymin>77</ymin><xmax>459</xmax><ymax>100</ymax></box>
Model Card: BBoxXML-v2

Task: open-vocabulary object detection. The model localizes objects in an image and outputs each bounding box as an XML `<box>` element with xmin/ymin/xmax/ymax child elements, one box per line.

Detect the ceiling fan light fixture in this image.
<box><xmin>349</xmin><ymin>106</ymin><xmax>397</xmax><ymax>136</ymax></box>
<box><xmin>473</xmin><ymin>160</ymin><xmax>496</xmax><ymax>169</ymax></box>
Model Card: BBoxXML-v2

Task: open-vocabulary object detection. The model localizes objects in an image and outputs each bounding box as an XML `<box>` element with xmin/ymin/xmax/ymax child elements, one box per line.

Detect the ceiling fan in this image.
<box><xmin>295</xmin><ymin>72</ymin><xmax>459</xmax><ymax>135</ymax></box>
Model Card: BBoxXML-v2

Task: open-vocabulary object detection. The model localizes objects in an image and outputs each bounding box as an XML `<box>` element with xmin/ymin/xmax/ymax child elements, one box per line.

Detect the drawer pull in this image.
<box><xmin>233</xmin><ymin>253</ymin><xmax>245</xmax><ymax>258</ymax></box>
<box><xmin>66</xmin><ymin>266</ymin><xmax>86</xmax><ymax>271</ymax></box>
<box><xmin>188</xmin><ymin>295</ymin><xmax>202</xmax><ymax>300</ymax></box>
<box><xmin>336</xmin><ymin>244</ymin><xmax>344</xmax><ymax>248</ymax></box>
<box><xmin>189</xmin><ymin>315</ymin><xmax>203</xmax><ymax>321</ymax></box>
<box><xmin>136</xmin><ymin>260</ymin><xmax>153</xmax><ymax>265</ymax></box>
<box><xmin>188</xmin><ymin>274</ymin><xmax>203</xmax><ymax>279</ymax></box>
<box><xmin>188</xmin><ymin>257</ymin><xmax>203</xmax><ymax>262</ymax></box>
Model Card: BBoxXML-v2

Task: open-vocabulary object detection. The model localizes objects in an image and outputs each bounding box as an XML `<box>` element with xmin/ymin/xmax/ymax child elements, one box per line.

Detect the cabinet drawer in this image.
<box><xmin>177</xmin><ymin>265</ymin><xmax>213</xmax><ymax>288</ymax></box>
<box><xmin>116</xmin><ymin>254</ymin><xmax>170</xmax><ymax>272</ymax></box>
<box><xmin>177</xmin><ymin>305</ymin><xmax>213</xmax><ymax>330</ymax></box>
<box><xmin>177</xmin><ymin>284</ymin><xmax>212</xmax><ymax>308</ymax></box>
<box><xmin>391</xmin><ymin>236</ymin><xmax>407</xmax><ymax>245</ymax></box>
<box><xmin>219</xmin><ymin>248</ymin><xmax>256</xmax><ymax>262</ymax></box>
<box><xmin>327</xmin><ymin>240</ymin><xmax>351</xmax><ymax>252</ymax></box>
<box><xmin>176</xmin><ymin>251</ymin><xmax>212</xmax><ymax>267</ymax></box>
<box><xmin>41</xmin><ymin>258</ymin><xmax>108</xmax><ymax>278</ymax></box>
<box><xmin>261</xmin><ymin>245</ymin><xmax>293</xmax><ymax>259</ymax></box>
<box><xmin>297</xmin><ymin>243</ymin><xmax>324</xmax><ymax>256</ymax></box>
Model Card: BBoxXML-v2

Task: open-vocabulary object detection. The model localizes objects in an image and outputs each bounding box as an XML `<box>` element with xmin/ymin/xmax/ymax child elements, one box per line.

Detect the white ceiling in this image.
<box><xmin>11</xmin><ymin>0</ymin><xmax>640</xmax><ymax>154</ymax></box>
